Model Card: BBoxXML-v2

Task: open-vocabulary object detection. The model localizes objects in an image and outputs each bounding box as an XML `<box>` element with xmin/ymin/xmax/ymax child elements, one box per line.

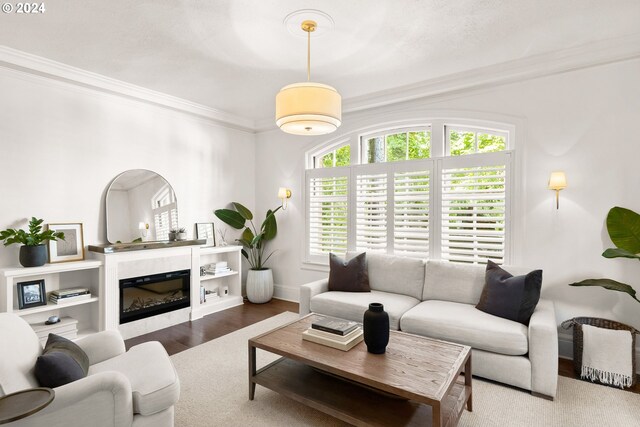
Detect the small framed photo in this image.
<box><xmin>17</xmin><ymin>279</ymin><xmax>47</xmax><ymax>309</ymax></box>
<box><xmin>196</xmin><ymin>222</ymin><xmax>216</xmax><ymax>246</ymax></box>
<box><xmin>47</xmin><ymin>223</ymin><xmax>85</xmax><ymax>263</ymax></box>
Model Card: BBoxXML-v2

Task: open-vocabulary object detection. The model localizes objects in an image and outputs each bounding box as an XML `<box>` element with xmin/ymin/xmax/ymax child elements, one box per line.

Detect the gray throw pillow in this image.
<box><xmin>328</xmin><ymin>252</ymin><xmax>371</xmax><ymax>292</ymax></box>
<box><xmin>476</xmin><ymin>260</ymin><xmax>542</xmax><ymax>325</ymax></box>
<box><xmin>34</xmin><ymin>333</ymin><xmax>89</xmax><ymax>388</ymax></box>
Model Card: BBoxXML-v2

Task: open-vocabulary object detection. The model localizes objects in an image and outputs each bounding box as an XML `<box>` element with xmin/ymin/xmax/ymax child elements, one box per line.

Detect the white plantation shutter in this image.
<box><xmin>153</xmin><ymin>202</ymin><xmax>178</xmax><ymax>241</ymax></box>
<box><xmin>441</xmin><ymin>153</ymin><xmax>510</xmax><ymax>264</ymax></box>
<box><xmin>306</xmin><ymin>168</ymin><xmax>349</xmax><ymax>261</ymax></box>
<box><xmin>355</xmin><ymin>171</ymin><xmax>387</xmax><ymax>252</ymax></box>
<box><xmin>394</xmin><ymin>170</ymin><xmax>430</xmax><ymax>258</ymax></box>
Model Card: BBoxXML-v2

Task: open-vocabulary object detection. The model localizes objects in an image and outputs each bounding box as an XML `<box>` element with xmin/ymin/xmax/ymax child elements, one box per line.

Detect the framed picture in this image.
<box><xmin>47</xmin><ymin>223</ymin><xmax>85</xmax><ymax>263</ymax></box>
<box><xmin>17</xmin><ymin>279</ymin><xmax>47</xmax><ymax>309</ymax></box>
<box><xmin>196</xmin><ymin>222</ymin><xmax>216</xmax><ymax>246</ymax></box>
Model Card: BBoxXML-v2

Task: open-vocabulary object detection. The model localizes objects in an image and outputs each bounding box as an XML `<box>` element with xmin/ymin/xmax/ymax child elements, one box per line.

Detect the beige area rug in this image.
<box><xmin>171</xmin><ymin>312</ymin><xmax>640</xmax><ymax>426</ymax></box>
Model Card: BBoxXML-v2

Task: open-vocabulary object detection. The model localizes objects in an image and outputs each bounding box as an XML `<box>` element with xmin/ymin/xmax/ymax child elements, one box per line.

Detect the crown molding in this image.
<box><xmin>0</xmin><ymin>45</ymin><xmax>256</xmax><ymax>132</ymax></box>
<box><xmin>3</xmin><ymin>33</ymin><xmax>639</xmax><ymax>135</ymax></box>
<box><xmin>255</xmin><ymin>33</ymin><xmax>640</xmax><ymax>133</ymax></box>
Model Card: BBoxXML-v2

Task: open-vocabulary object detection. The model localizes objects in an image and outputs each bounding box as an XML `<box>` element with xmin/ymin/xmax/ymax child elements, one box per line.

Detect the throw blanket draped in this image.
<box><xmin>581</xmin><ymin>324</ymin><xmax>633</xmax><ymax>388</ymax></box>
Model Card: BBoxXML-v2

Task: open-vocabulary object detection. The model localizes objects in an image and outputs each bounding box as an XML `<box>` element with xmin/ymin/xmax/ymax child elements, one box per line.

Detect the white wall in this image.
<box><xmin>0</xmin><ymin>67</ymin><xmax>256</xmax><ymax>267</ymax></box>
<box><xmin>255</xmin><ymin>58</ymin><xmax>640</xmax><ymax>334</ymax></box>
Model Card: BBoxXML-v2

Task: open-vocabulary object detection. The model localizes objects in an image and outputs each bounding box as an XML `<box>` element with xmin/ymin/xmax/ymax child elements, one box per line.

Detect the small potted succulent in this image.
<box><xmin>168</xmin><ymin>227</ymin><xmax>187</xmax><ymax>241</ymax></box>
<box><xmin>0</xmin><ymin>217</ymin><xmax>65</xmax><ymax>267</ymax></box>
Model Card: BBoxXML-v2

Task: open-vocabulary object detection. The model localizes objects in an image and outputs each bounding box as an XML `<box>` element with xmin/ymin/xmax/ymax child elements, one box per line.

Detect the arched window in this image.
<box><xmin>305</xmin><ymin>119</ymin><xmax>513</xmax><ymax>265</ymax></box>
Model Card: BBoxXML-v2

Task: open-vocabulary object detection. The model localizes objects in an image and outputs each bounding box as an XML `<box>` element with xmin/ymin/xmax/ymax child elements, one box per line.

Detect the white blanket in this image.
<box><xmin>581</xmin><ymin>324</ymin><xmax>633</xmax><ymax>388</ymax></box>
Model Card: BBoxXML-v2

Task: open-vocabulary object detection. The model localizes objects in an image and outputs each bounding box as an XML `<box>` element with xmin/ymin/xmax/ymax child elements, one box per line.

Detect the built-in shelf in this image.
<box><xmin>0</xmin><ymin>260</ymin><xmax>103</xmax><ymax>278</ymax></box>
<box><xmin>200</xmin><ymin>270</ymin><xmax>238</xmax><ymax>281</ymax></box>
<box><xmin>15</xmin><ymin>297</ymin><xmax>99</xmax><ymax>317</ymax></box>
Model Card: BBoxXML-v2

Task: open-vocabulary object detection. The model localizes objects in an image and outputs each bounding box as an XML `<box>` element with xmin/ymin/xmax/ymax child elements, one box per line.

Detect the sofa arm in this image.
<box><xmin>12</xmin><ymin>371</ymin><xmax>133</xmax><ymax>427</ymax></box>
<box><xmin>299</xmin><ymin>278</ymin><xmax>329</xmax><ymax>316</ymax></box>
<box><xmin>528</xmin><ymin>299</ymin><xmax>558</xmax><ymax>399</ymax></box>
<box><xmin>76</xmin><ymin>330</ymin><xmax>126</xmax><ymax>365</ymax></box>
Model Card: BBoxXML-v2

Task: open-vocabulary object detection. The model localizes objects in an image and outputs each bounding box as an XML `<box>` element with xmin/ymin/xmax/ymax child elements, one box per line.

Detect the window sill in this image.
<box><xmin>301</xmin><ymin>261</ymin><xmax>330</xmax><ymax>273</ymax></box>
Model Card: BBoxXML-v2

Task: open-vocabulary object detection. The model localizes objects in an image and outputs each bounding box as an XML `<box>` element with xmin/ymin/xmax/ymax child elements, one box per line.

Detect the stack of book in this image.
<box><xmin>204</xmin><ymin>261</ymin><xmax>231</xmax><ymax>275</ymax></box>
<box><xmin>49</xmin><ymin>288</ymin><xmax>91</xmax><ymax>304</ymax></box>
<box><xmin>31</xmin><ymin>317</ymin><xmax>78</xmax><ymax>344</ymax></box>
<box><xmin>302</xmin><ymin>316</ymin><xmax>363</xmax><ymax>351</ymax></box>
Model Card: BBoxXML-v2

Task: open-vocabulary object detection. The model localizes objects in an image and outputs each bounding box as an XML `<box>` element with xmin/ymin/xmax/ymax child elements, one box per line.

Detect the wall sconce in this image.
<box><xmin>548</xmin><ymin>172</ymin><xmax>567</xmax><ymax>209</ymax></box>
<box><xmin>278</xmin><ymin>187</ymin><xmax>292</xmax><ymax>210</ymax></box>
<box><xmin>138</xmin><ymin>222</ymin><xmax>149</xmax><ymax>238</ymax></box>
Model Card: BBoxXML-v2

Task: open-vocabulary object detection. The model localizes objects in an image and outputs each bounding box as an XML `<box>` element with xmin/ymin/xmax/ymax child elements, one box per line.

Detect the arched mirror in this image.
<box><xmin>106</xmin><ymin>170</ymin><xmax>178</xmax><ymax>244</ymax></box>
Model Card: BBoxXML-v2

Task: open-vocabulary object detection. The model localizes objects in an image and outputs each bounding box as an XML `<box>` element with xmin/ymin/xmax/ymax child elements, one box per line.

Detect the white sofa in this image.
<box><xmin>0</xmin><ymin>313</ymin><xmax>180</xmax><ymax>427</ymax></box>
<box><xmin>300</xmin><ymin>252</ymin><xmax>558</xmax><ymax>399</ymax></box>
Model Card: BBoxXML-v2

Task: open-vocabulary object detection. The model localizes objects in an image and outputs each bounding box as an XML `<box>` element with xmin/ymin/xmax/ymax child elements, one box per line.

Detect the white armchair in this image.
<box><xmin>0</xmin><ymin>313</ymin><xmax>179</xmax><ymax>427</ymax></box>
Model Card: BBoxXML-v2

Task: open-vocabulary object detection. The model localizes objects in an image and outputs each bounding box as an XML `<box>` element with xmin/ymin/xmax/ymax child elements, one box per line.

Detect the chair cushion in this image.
<box><xmin>400</xmin><ymin>300</ymin><xmax>529</xmax><ymax>355</ymax></box>
<box><xmin>476</xmin><ymin>261</ymin><xmax>543</xmax><ymax>325</ymax></box>
<box><xmin>310</xmin><ymin>290</ymin><xmax>420</xmax><ymax>330</ymax></box>
<box><xmin>89</xmin><ymin>341</ymin><xmax>180</xmax><ymax>415</ymax></box>
<box><xmin>346</xmin><ymin>251</ymin><xmax>425</xmax><ymax>300</ymax></box>
<box><xmin>35</xmin><ymin>334</ymin><xmax>89</xmax><ymax>388</ymax></box>
<box><xmin>328</xmin><ymin>252</ymin><xmax>370</xmax><ymax>292</ymax></box>
<box><xmin>423</xmin><ymin>260</ymin><xmax>487</xmax><ymax>304</ymax></box>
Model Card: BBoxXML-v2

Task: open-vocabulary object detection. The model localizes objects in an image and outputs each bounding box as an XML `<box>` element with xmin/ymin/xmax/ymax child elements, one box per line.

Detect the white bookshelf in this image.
<box><xmin>0</xmin><ymin>260</ymin><xmax>103</xmax><ymax>340</ymax></box>
<box><xmin>192</xmin><ymin>245</ymin><xmax>243</xmax><ymax>319</ymax></box>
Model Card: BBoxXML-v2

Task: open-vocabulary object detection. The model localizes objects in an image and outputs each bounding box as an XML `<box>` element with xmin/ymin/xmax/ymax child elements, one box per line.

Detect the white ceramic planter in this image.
<box><xmin>246</xmin><ymin>269</ymin><xmax>273</xmax><ymax>304</ymax></box>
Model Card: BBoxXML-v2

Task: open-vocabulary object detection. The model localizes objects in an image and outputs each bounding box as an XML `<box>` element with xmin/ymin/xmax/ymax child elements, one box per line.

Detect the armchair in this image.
<box><xmin>0</xmin><ymin>313</ymin><xmax>179</xmax><ymax>427</ymax></box>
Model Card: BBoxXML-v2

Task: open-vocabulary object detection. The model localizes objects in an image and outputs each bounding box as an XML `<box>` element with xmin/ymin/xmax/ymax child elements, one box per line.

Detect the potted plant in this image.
<box><xmin>214</xmin><ymin>202</ymin><xmax>282</xmax><ymax>303</ymax></box>
<box><xmin>0</xmin><ymin>217</ymin><xmax>65</xmax><ymax>267</ymax></box>
<box><xmin>168</xmin><ymin>228</ymin><xmax>186</xmax><ymax>241</ymax></box>
<box><xmin>570</xmin><ymin>206</ymin><xmax>640</xmax><ymax>304</ymax></box>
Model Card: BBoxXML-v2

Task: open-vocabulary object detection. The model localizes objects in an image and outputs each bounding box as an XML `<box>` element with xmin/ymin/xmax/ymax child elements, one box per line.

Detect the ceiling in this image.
<box><xmin>1</xmin><ymin>0</ymin><xmax>639</xmax><ymax>126</ymax></box>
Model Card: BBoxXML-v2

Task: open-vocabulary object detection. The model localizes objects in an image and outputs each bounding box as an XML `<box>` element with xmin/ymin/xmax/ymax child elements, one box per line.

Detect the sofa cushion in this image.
<box><xmin>400</xmin><ymin>300</ymin><xmax>529</xmax><ymax>355</ymax></box>
<box><xmin>422</xmin><ymin>260</ymin><xmax>486</xmax><ymax>304</ymax></box>
<box><xmin>476</xmin><ymin>261</ymin><xmax>543</xmax><ymax>325</ymax></box>
<box><xmin>328</xmin><ymin>252</ymin><xmax>370</xmax><ymax>292</ymax></box>
<box><xmin>310</xmin><ymin>290</ymin><xmax>420</xmax><ymax>330</ymax></box>
<box><xmin>89</xmin><ymin>341</ymin><xmax>180</xmax><ymax>415</ymax></box>
<box><xmin>346</xmin><ymin>251</ymin><xmax>425</xmax><ymax>300</ymax></box>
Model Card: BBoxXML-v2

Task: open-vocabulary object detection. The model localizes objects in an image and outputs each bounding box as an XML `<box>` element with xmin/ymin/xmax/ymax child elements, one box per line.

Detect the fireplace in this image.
<box><xmin>119</xmin><ymin>269</ymin><xmax>190</xmax><ymax>324</ymax></box>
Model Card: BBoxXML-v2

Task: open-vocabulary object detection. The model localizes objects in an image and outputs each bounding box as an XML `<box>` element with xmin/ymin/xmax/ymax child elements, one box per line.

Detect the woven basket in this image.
<box><xmin>561</xmin><ymin>317</ymin><xmax>638</xmax><ymax>387</ymax></box>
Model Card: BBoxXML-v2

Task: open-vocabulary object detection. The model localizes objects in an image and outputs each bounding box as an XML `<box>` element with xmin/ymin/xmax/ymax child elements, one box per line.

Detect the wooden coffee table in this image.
<box><xmin>249</xmin><ymin>314</ymin><xmax>472</xmax><ymax>427</ymax></box>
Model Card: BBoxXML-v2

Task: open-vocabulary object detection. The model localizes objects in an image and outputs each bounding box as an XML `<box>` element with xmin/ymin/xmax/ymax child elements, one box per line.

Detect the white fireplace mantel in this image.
<box><xmin>89</xmin><ymin>244</ymin><xmax>243</xmax><ymax>339</ymax></box>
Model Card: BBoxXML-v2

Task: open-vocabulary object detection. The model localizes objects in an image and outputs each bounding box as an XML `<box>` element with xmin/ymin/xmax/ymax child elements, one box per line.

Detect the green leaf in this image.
<box><xmin>602</xmin><ymin>248</ymin><xmax>640</xmax><ymax>260</ymax></box>
<box><xmin>214</xmin><ymin>209</ymin><xmax>246</xmax><ymax>229</ymax></box>
<box><xmin>232</xmin><ymin>202</ymin><xmax>253</xmax><ymax>221</ymax></box>
<box><xmin>262</xmin><ymin>209</ymin><xmax>277</xmax><ymax>241</ymax></box>
<box><xmin>131</xmin><ymin>237</ymin><xmax>143</xmax><ymax>243</ymax></box>
<box><xmin>570</xmin><ymin>279</ymin><xmax>640</xmax><ymax>303</ymax></box>
<box><xmin>241</xmin><ymin>248</ymin><xmax>249</xmax><ymax>260</ymax></box>
<box><xmin>242</xmin><ymin>227</ymin><xmax>255</xmax><ymax>246</ymax></box>
<box><xmin>606</xmin><ymin>206</ymin><xmax>640</xmax><ymax>254</ymax></box>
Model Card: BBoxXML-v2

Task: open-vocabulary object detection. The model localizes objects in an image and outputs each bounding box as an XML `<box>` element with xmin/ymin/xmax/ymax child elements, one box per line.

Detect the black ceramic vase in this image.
<box><xmin>363</xmin><ymin>302</ymin><xmax>390</xmax><ymax>354</ymax></box>
<box><xmin>19</xmin><ymin>245</ymin><xmax>47</xmax><ymax>267</ymax></box>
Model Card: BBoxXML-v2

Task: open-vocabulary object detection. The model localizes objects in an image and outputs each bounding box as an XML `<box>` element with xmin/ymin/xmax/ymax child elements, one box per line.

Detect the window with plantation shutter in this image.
<box><xmin>355</xmin><ymin>171</ymin><xmax>387</xmax><ymax>253</ymax></box>
<box><xmin>441</xmin><ymin>153</ymin><xmax>509</xmax><ymax>264</ymax></box>
<box><xmin>305</xmin><ymin>121</ymin><xmax>513</xmax><ymax>266</ymax></box>
<box><xmin>306</xmin><ymin>169</ymin><xmax>349</xmax><ymax>262</ymax></box>
<box><xmin>394</xmin><ymin>170</ymin><xmax>430</xmax><ymax>258</ymax></box>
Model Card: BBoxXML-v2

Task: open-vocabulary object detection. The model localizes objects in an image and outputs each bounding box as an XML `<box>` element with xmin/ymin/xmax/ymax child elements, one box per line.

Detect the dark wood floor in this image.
<box><xmin>126</xmin><ymin>299</ymin><xmax>640</xmax><ymax>394</ymax></box>
<box><xmin>125</xmin><ymin>298</ymin><xmax>298</xmax><ymax>355</ymax></box>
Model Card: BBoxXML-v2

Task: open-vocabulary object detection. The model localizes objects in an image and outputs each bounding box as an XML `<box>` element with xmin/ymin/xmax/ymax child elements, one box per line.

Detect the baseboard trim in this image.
<box><xmin>273</xmin><ymin>284</ymin><xmax>299</xmax><ymax>303</ymax></box>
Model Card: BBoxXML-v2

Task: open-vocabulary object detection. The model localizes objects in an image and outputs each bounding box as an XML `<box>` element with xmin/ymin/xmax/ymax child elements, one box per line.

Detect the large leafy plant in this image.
<box><xmin>214</xmin><ymin>202</ymin><xmax>281</xmax><ymax>270</ymax></box>
<box><xmin>0</xmin><ymin>217</ymin><xmax>65</xmax><ymax>247</ymax></box>
<box><xmin>570</xmin><ymin>207</ymin><xmax>640</xmax><ymax>303</ymax></box>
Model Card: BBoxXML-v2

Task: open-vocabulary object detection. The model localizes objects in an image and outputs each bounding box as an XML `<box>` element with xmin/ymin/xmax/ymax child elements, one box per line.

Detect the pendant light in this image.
<box><xmin>275</xmin><ymin>20</ymin><xmax>342</xmax><ymax>135</ymax></box>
